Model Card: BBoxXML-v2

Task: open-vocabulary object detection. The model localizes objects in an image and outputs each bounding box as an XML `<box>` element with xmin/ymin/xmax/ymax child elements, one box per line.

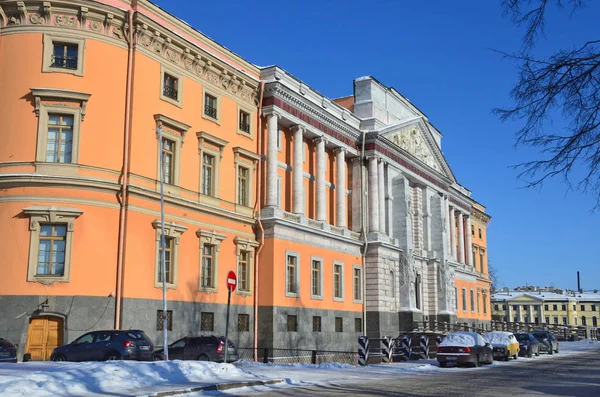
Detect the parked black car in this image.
<box><xmin>50</xmin><ymin>330</ymin><xmax>154</xmax><ymax>362</ymax></box>
<box><xmin>0</xmin><ymin>338</ymin><xmax>17</xmax><ymax>363</ymax></box>
<box><xmin>514</xmin><ymin>332</ymin><xmax>540</xmax><ymax>357</ymax></box>
<box><xmin>153</xmin><ymin>336</ymin><xmax>239</xmax><ymax>363</ymax></box>
<box><xmin>436</xmin><ymin>332</ymin><xmax>494</xmax><ymax>368</ymax></box>
<box><xmin>531</xmin><ymin>329</ymin><xmax>559</xmax><ymax>354</ymax></box>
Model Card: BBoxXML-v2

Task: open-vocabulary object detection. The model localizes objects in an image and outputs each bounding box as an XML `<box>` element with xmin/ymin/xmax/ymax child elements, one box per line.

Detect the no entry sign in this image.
<box><xmin>227</xmin><ymin>271</ymin><xmax>237</xmax><ymax>292</ymax></box>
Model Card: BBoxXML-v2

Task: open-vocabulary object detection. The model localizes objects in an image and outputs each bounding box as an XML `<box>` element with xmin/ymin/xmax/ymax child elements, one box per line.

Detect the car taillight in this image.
<box><xmin>216</xmin><ymin>341</ymin><xmax>224</xmax><ymax>354</ymax></box>
<box><xmin>122</xmin><ymin>341</ymin><xmax>135</xmax><ymax>348</ymax></box>
<box><xmin>463</xmin><ymin>347</ymin><xmax>470</xmax><ymax>353</ymax></box>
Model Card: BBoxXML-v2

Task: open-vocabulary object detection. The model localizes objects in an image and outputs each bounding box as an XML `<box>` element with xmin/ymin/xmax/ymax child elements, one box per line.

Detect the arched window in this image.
<box><xmin>593</xmin><ymin>317</ymin><xmax>597</xmax><ymax>327</ymax></box>
<box><xmin>582</xmin><ymin>316</ymin><xmax>587</xmax><ymax>326</ymax></box>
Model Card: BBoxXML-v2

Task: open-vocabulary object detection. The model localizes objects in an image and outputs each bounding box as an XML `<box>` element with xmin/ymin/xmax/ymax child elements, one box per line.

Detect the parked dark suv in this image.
<box><xmin>50</xmin><ymin>330</ymin><xmax>154</xmax><ymax>362</ymax></box>
<box><xmin>531</xmin><ymin>329</ymin><xmax>559</xmax><ymax>355</ymax></box>
<box><xmin>0</xmin><ymin>338</ymin><xmax>17</xmax><ymax>363</ymax></box>
<box><xmin>153</xmin><ymin>336</ymin><xmax>239</xmax><ymax>362</ymax></box>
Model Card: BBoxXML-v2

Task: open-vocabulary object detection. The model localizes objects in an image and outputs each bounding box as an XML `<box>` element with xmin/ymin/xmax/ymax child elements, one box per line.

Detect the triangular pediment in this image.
<box><xmin>380</xmin><ymin>118</ymin><xmax>454</xmax><ymax>181</ymax></box>
<box><xmin>510</xmin><ymin>294</ymin><xmax>544</xmax><ymax>303</ymax></box>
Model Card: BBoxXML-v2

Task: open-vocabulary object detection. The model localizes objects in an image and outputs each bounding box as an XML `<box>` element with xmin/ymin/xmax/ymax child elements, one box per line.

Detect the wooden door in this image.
<box><xmin>25</xmin><ymin>316</ymin><xmax>64</xmax><ymax>361</ymax></box>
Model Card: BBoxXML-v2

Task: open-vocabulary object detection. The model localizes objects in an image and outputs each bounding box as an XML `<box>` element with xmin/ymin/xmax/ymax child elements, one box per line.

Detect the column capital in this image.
<box><xmin>313</xmin><ymin>135</ymin><xmax>328</xmax><ymax>145</ymax></box>
<box><xmin>263</xmin><ymin>109</ymin><xmax>282</xmax><ymax>120</ymax></box>
<box><xmin>334</xmin><ymin>147</ymin><xmax>346</xmax><ymax>155</ymax></box>
<box><xmin>350</xmin><ymin>156</ymin><xmax>363</xmax><ymax>164</ymax></box>
<box><xmin>366</xmin><ymin>155</ymin><xmax>379</xmax><ymax>162</ymax></box>
<box><xmin>290</xmin><ymin>124</ymin><xmax>305</xmax><ymax>134</ymax></box>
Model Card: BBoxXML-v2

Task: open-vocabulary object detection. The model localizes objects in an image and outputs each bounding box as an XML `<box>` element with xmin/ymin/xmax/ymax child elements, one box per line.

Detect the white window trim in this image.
<box><xmin>333</xmin><ymin>261</ymin><xmax>344</xmax><ymax>302</ymax></box>
<box><xmin>462</xmin><ymin>287</ymin><xmax>467</xmax><ymax>312</ymax></box>
<box><xmin>310</xmin><ymin>256</ymin><xmax>324</xmax><ymax>300</ymax></box>
<box><xmin>277</xmin><ymin>128</ymin><xmax>283</xmax><ymax>152</ymax></box>
<box><xmin>470</xmin><ymin>288</ymin><xmax>476</xmax><ymax>312</ymax></box>
<box><xmin>353</xmin><ymin>264</ymin><xmax>363</xmax><ymax>303</ymax></box>
<box><xmin>159</xmin><ymin>64</ymin><xmax>184</xmax><ymax>107</ymax></box>
<box><xmin>42</xmin><ymin>33</ymin><xmax>86</xmax><ymax>77</ymax></box>
<box><xmin>24</xmin><ymin>206</ymin><xmax>82</xmax><ymax>284</ymax></box>
<box><xmin>234</xmin><ymin>237</ymin><xmax>259</xmax><ymax>297</ymax></box>
<box><xmin>154</xmin><ymin>114</ymin><xmax>190</xmax><ymax>189</ymax></box>
<box><xmin>202</xmin><ymin>87</ymin><xmax>222</xmax><ymax>124</ymax></box>
<box><xmin>152</xmin><ymin>220</ymin><xmax>187</xmax><ymax>289</ymax></box>
<box><xmin>276</xmin><ymin>175</ymin><xmax>282</xmax><ymax>208</ymax></box>
<box><xmin>236</xmin><ymin>104</ymin><xmax>255</xmax><ymax>138</ymax></box>
<box><xmin>196</xmin><ymin>229</ymin><xmax>227</xmax><ymax>293</ymax></box>
<box><xmin>233</xmin><ymin>147</ymin><xmax>260</xmax><ymax>208</ymax></box>
<box><xmin>285</xmin><ymin>250</ymin><xmax>300</xmax><ymax>298</ymax></box>
<box><xmin>197</xmin><ymin>131</ymin><xmax>228</xmax><ymax>199</ymax></box>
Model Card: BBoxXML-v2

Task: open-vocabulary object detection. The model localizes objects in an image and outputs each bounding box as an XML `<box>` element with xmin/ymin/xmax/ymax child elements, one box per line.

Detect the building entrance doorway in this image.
<box><xmin>25</xmin><ymin>316</ymin><xmax>64</xmax><ymax>361</ymax></box>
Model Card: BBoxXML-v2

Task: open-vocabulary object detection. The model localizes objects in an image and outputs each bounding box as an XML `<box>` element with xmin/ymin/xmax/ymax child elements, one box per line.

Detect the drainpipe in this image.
<box><xmin>360</xmin><ymin>129</ymin><xmax>368</xmax><ymax>337</ymax></box>
<box><xmin>253</xmin><ymin>81</ymin><xmax>265</xmax><ymax>361</ymax></box>
<box><xmin>114</xmin><ymin>9</ymin><xmax>135</xmax><ymax>330</ymax></box>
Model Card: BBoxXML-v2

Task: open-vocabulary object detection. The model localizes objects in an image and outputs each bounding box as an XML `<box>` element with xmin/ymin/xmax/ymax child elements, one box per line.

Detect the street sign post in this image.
<box><xmin>224</xmin><ymin>270</ymin><xmax>237</xmax><ymax>363</ymax></box>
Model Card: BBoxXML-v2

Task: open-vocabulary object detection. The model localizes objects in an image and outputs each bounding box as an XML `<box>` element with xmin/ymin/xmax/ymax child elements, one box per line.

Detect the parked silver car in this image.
<box><xmin>153</xmin><ymin>336</ymin><xmax>239</xmax><ymax>362</ymax></box>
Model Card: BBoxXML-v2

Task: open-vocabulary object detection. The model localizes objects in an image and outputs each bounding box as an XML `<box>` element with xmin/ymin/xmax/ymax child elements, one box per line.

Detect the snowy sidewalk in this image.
<box><xmin>0</xmin><ymin>340</ymin><xmax>598</xmax><ymax>397</ymax></box>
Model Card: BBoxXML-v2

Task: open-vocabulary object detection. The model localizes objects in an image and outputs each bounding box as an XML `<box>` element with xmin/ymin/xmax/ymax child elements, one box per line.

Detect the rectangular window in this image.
<box><xmin>553</xmin><ymin>304</ymin><xmax>557</xmax><ymax>311</ymax></box>
<box><xmin>502</xmin><ymin>305</ymin><xmax>507</xmax><ymax>310</ymax></box>
<box><xmin>334</xmin><ymin>263</ymin><xmax>343</xmax><ymax>300</ymax></box>
<box><xmin>544</xmin><ymin>304</ymin><xmax>549</xmax><ymax>311</ymax></box>
<box><xmin>554</xmin><ymin>317</ymin><xmax>559</xmax><ymax>324</ymax></box>
<box><xmin>287</xmin><ymin>315</ymin><xmax>297</xmax><ymax>332</ymax></box>
<box><xmin>454</xmin><ymin>287</ymin><xmax>458</xmax><ymax>311</ymax></box>
<box><xmin>237</xmin><ymin>166</ymin><xmax>249</xmax><ymax>206</ymax></box>
<box><xmin>479</xmin><ymin>252</ymin><xmax>484</xmax><ymax>272</ymax></box>
<box><xmin>204</xmin><ymin>93</ymin><xmax>217</xmax><ymax>119</ymax></box>
<box><xmin>335</xmin><ymin>317</ymin><xmax>343</xmax><ymax>332</ymax></box>
<box><xmin>472</xmin><ymin>250</ymin><xmax>477</xmax><ymax>269</ymax></box>
<box><xmin>462</xmin><ymin>289</ymin><xmax>467</xmax><ymax>311</ymax></box>
<box><xmin>581</xmin><ymin>305</ymin><xmax>585</xmax><ymax>312</ymax></box>
<box><xmin>311</xmin><ymin>259</ymin><xmax>321</xmax><ymax>297</ymax></box>
<box><xmin>483</xmin><ymin>294</ymin><xmax>487</xmax><ymax>314</ymax></box>
<box><xmin>562</xmin><ymin>304</ymin><xmax>567</xmax><ymax>311</ymax></box>
<box><xmin>312</xmin><ymin>316</ymin><xmax>321</xmax><ymax>332</ymax></box>
<box><xmin>46</xmin><ymin>114</ymin><xmax>74</xmax><ymax>163</ymax></box>
<box><xmin>355</xmin><ymin>318</ymin><xmax>362</xmax><ymax>333</ymax></box>
<box><xmin>201</xmin><ymin>244</ymin><xmax>215</xmax><ymax>289</ymax></box>
<box><xmin>157</xmin><ymin>237</ymin><xmax>174</xmax><ymax>284</ymax></box>
<box><xmin>52</xmin><ymin>43</ymin><xmax>78</xmax><ymax>69</ymax></box>
<box><xmin>545</xmin><ymin>317</ymin><xmax>549</xmax><ymax>324</ymax></box>
<box><xmin>513</xmin><ymin>317</ymin><xmax>518</xmax><ymax>323</ymax></box>
<box><xmin>494</xmin><ymin>304</ymin><xmax>499</xmax><ymax>311</ymax></box>
<box><xmin>201</xmin><ymin>153</ymin><xmax>215</xmax><ymax>196</ymax></box>
<box><xmin>239</xmin><ymin>110</ymin><xmax>250</xmax><ymax>133</ymax></box>
<box><xmin>471</xmin><ymin>225</ymin><xmax>475</xmax><ymax>235</ymax></box>
<box><xmin>156</xmin><ymin>310</ymin><xmax>172</xmax><ymax>331</ymax></box>
<box><xmin>237</xmin><ymin>314</ymin><xmax>249</xmax><ymax>332</ymax></box>
<box><xmin>479</xmin><ymin>228</ymin><xmax>482</xmax><ymax>238</ymax></box>
<box><xmin>201</xmin><ymin>312</ymin><xmax>214</xmax><ymax>331</ymax></box>
<box><xmin>238</xmin><ymin>251</ymin><xmax>250</xmax><ymax>292</ymax></box>
<box><xmin>37</xmin><ymin>224</ymin><xmax>67</xmax><ymax>276</ymax></box>
<box><xmin>470</xmin><ymin>289</ymin><xmax>475</xmax><ymax>311</ymax></box>
<box><xmin>286</xmin><ymin>254</ymin><xmax>298</xmax><ymax>295</ymax></box>
<box><xmin>353</xmin><ymin>267</ymin><xmax>362</xmax><ymax>301</ymax></box>
<box><xmin>573</xmin><ymin>305</ymin><xmax>576</xmax><ymax>311</ymax></box>
<box><xmin>592</xmin><ymin>305</ymin><xmax>596</xmax><ymax>311</ymax></box>
<box><xmin>523</xmin><ymin>305</ymin><xmax>528</xmax><ymax>310</ymax></box>
<box><xmin>513</xmin><ymin>305</ymin><xmax>518</xmax><ymax>311</ymax></box>
<box><xmin>163</xmin><ymin>73</ymin><xmax>179</xmax><ymax>101</ymax></box>
<box><xmin>161</xmin><ymin>138</ymin><xmax>175</xmax><ymax>184</ymax></box>
<box><xmin>562</xmin><ymin>317</ymin><xmax>568</xmax><ymax>325</ymax></box>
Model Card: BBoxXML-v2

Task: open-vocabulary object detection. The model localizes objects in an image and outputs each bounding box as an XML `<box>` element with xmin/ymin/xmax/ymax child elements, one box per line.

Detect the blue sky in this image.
<box><xmin>153</xmin><ymin>0</ymin><xmax>600</xmax><ymax>291</ymax></box>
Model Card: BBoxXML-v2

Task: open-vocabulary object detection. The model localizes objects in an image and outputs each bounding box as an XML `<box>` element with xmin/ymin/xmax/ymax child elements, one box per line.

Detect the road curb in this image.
<box><xmin>145</xmin><ymin>379</ymin><xmax>284</xmax><ymax>397</ymax></box>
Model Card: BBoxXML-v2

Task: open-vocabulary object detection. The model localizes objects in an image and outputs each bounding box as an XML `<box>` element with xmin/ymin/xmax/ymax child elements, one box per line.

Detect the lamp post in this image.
<box><xmin>156</xmin><ymin>123</ymin><xmax>169</xmax><ymax>361</ymax></box>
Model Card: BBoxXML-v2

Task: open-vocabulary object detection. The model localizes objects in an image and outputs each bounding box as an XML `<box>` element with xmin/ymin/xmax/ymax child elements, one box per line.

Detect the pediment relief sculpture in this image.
<box><xmin>388</xmin><ymin>126</ymin><xmax>440</xmax><ymax>172</ymax></box>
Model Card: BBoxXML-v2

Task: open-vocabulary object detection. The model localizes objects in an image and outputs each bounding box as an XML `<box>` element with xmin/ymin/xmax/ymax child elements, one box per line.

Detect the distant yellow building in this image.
<box><xmin>491</xmin><ymin>290</ymin><xmax>600</xmax><ymax>327</ymax></box>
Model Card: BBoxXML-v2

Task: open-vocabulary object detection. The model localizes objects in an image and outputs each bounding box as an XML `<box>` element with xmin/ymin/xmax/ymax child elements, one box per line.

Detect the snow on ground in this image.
<box><xmin>0</xmin><ymin>341</ymin><xmax>598</xmax><ymax>397</ymax></box>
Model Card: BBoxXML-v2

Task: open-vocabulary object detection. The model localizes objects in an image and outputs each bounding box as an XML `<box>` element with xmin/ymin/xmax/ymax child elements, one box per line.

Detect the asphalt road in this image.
<box><xmin>252</xmin><ymin>350</ymin><xmax>600</xmax><ymax>397</ymax></box>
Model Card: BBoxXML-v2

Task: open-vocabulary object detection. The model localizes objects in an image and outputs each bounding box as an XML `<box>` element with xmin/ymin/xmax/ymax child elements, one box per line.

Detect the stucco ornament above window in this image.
<box><xmin>30</xmin><ymin>88</ymin><xmax>91</xmax><ymax>121</ymax></box>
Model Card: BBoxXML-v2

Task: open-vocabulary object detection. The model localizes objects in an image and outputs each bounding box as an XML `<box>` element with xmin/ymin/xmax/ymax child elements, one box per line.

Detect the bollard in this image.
<box><xmin>400</xmin><ymin>335</ymin><xmax>412</xmax><ymax>360</ymax></box>
<box><xmin>419</xmin><ymin>335</ymin><xmax>429</xmax><ymax>359</ymax></box>
<box><xmin>263</xmin><ymin>348</ymin><xmax>270</xmax><ymax>364</ymax></box>
<box><xmin>381</xmin><ymin>336</ymin><xmax>392</xmax><ymax>363</ymax></box>
<box><xmin>311</xmin><ymin>350</ymin><xmax>317</xmax><ymax>365</ymax></box>
<box><xmin>358</xmin><ymin>336</ymin><xmax>369</xmax><ymax>366</ymax></box>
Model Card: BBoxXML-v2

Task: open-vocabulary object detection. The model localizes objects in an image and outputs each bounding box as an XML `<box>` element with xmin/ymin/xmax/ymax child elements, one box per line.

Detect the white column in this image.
<box><xmin>457</xmin><ymin>211</ymin><xmax>465</xmax><ymax>264</ymax></box>
<box><xmin>335</xmin><ymin>148</ymin><xmax>346</xmax><ymax>228</ymax></box>
<box><xmin>444</xmin><ymin>197</ymin><xmax>451</xmax><ymax>254</ymax></box>
<box><xmin>315</xmin><ymin>136</ymin><xmax>327</xmax><ymax>221</ymax></box>
<box><xmin>266</xmin><ymin>113</ymin><xmax>279</xmax><ymax>207</ymax></box>
<box><xmin>368</xmin><ymin>156</ymin><xmax>379</xmax><ymax>232</ymax></box>
<box><xmin>466</xmin><ymin>215</ymin><xmax>473</xmax><ymax>267</ymax></box>
<box><xmin>291</xmin><ymin>125</ymin><xmax>304</xmax><ymax>215</ymax></box>
<box><xmin>378</xmin><ymin>159</ymin><xmax>386</xmax><ymax>234</ymax></box>
<box><xmin>449</xmin><ymin>206</ymin><xmax>457</xmax><ymax>260</ymax></box>
<box><xmin>350</xmin><ymin>157</ymin><xmax>363</xmax><ymax>232</ymax></box>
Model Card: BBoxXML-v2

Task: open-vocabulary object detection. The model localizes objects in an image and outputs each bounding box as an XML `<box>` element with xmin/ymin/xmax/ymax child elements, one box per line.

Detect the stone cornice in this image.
<box><xmin>471</xmin><ymin>205</ymin><xmax>491</xmax><ymax>225</ymax></box>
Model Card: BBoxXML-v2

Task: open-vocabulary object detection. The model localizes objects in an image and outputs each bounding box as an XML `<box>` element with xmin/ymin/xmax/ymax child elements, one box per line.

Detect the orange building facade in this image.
<box><xmin>1</xmin><ymin>0</ymin><xmax>493</xmax><ymax>360</ymax></box>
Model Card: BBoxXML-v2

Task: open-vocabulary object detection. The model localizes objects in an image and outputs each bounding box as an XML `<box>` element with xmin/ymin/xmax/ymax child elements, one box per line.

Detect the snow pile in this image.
<box><xmin>439</xmin><ymin>333</ymin><xmax>476</xmax><ymax>347</ymax></box>
<box><xmin>0</xmin><ymin>360</ymin><xmax>260</xmax><ymax>397</ymax></box>
<box><xmin>484</xmin><ymin>332</ymin><xmax>515</xmax><ymax>346</ymax></box>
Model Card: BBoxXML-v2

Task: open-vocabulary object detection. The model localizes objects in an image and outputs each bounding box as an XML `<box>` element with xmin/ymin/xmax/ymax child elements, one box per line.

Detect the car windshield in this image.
<box><xmin>515</xmin><ymin>334</ymin><xmax>530</xmax><ymax>342</ymax></box>
<box><xmin>532</xmin><ymin>332</ymin><xmax>548</xmax><ymax>339</ymax></box>
<box><xmin>126</xmin><ymin>331</ymin><xmax>148</xmax><ymax>340</ymax></box>
<box><xmin>0</xmin><ymin>339</ymin><xmax>14</xmax><ymax>348</ymax></box>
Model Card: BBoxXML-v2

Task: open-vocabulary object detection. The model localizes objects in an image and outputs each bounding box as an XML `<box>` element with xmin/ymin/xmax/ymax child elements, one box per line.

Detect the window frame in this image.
<box><xmin>310</xmin><ymin>256</ymin><xmax>324</xmax><ymax>300</ymax></box>
<box><xmin>353</xmin><ymin>265</ymin><xmax>363</xmax><ymax>303</ymax></box>
<box><xmin>24</xmin><ymin>206</ymin><xmax>82</xmax><ymax>284</ymax></box>
<box><xmin>285</xmin><ymin>251</ymin><xmax>300</xmax><ymax>298</ymax></box>
<box><xmin>462</xmin><ymin>288</ymin><xmax>467</xmax><ymax>311</ymax></box>
<box><xmin>196</xmin><ymin>229</ymin><xmax>227</xmax><ymax>293</ymax></box>
<box><xmin>159</xmin><ymin>64</ymin><xmax>184</xmax><ymax>107</ymax></box>
<box><xmin>202</xmin><ymin>88</ymin><xmax>222</xmax><ymax>124</ymax></box>
<box><xmin>197</xmin><ymin>132</ymin><xmax>228</xmax><ymax>200</ymax></box>
<box><xmin>237</xmin><ymin>313</ymin><xmax>250</xmax><ymax>332</ymax></box>
<box><xmin>233</xmin><ymin>147</ymin><xmax>260</xmax><ymax>209</ymax></box>
<box><xmin>200</xmin><ymin>312</ymin><xmax>215</xmax><ymax>332</ymax></box>
<box><xmin>237</xmin><ymin>104</ymin><xmax>255</xmax><ymax>138</ymax></box>
<box><xmin>333</xmin><ymin>261</ymin><xmax>344</xmax><ymax>302</ymax></box>
<box><xmin>234</xmin><ymin>237</ymin><xmax>259</xmax><ymax>297</ymax></box>
<box><xmin>42</xmin><ymin>34</ymin><xmax>85</xmax><ymax>77</ymax></box>
<box><xmin>152</xmin><ymin>220</ymin><xmax>187</xmax><ymax>289</ymax></box>
<box><xmin>154</xmin><ymin>114</ymin><xmax>190</xmax><ymax>190</ymax></box>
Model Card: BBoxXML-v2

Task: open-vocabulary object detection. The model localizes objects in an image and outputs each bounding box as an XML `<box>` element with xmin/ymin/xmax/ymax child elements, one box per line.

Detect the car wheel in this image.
<box><xmin>105</xmin><ymin>352</ymin><xmax>121</xmax><ymax>361</ymax></box>
<box><xmin>439</xmin><ymin>361</ymin><xmax>447</xmax><ymax>368</ymax></box>
<box><xmin>505</xmin><ymin>352</ymin><xmax>510</xmax><ymax>361</ymax></box>
<box><xmin>535</xmin><ymin>348</ymin><xmax>540</xmax><ymax>357</ymax></box>
<box><xmin>548</xmin><ymin>347</ymin><xmax>553</xmax><ymax>355</ymax></box>
<box><xmin>555</xmin><ymin>344</ymin><xmax>559</xmax><ymax>354</ymax></box>
<box><xmin>153</xmin><ymin>355</ymin><xmax>163</xmax><ymax>361</ymax></box>
<box><xmin>527</xmin><ymin>348</ymin><xmax>533</xmax><ymax>358</ymax></box>
<box><xmin>197</xmin><ymin>354</ymin><xmax>210</xmax><ymax>361</ymax></box>
<box><xmin>473</xmin><ymin>355</ymin><xmax>480</xmax><ymax>368</ymax></box>
<box><xmin>514</xmin><ymin>351</ymin><xmax>518</xmax><ymax>359</ymax></box>
<box><xmin>52</xmin><ymin>354</ymin><xmax>66</xmax><ymax>362</ymax></box>
<box><xmin>488</xmin><ymin>354</ymin><xmax>494</xmax><ymax>365</ymax></box>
